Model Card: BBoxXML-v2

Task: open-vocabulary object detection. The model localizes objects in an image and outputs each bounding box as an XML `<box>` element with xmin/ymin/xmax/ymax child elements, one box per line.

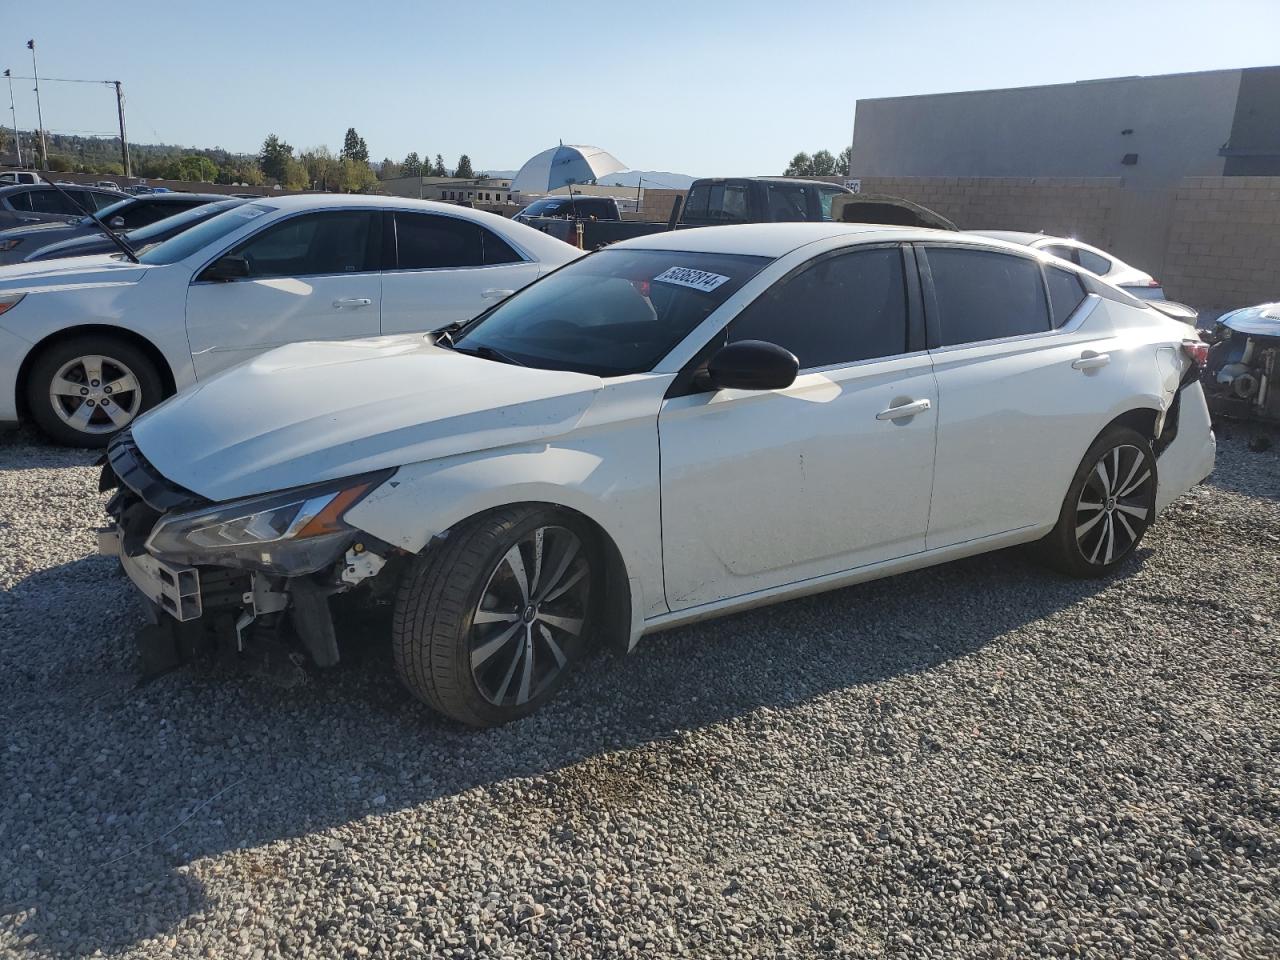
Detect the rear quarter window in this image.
<box><xmin>926</xmin><ymin>247</ymin><xmax>1051</xmax><ymax>345</ymax></box>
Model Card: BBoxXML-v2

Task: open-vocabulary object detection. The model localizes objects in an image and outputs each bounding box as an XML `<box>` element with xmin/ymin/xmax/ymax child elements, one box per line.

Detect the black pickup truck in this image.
<box><xmin>522</xmin><ymin>177</ymin><xmax>955</xmax><ymax>248</ymax></box>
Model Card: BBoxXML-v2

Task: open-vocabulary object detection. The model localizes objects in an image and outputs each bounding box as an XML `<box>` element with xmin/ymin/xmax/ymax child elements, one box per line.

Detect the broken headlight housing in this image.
<box><xmin>146</xmin><ymin>469</ymin><xmax>393</xmax><ymax>575</ymax></box>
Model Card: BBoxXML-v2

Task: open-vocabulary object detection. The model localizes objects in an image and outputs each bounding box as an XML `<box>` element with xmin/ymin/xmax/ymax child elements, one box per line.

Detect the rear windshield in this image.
<box><xmin>520</xmin><ymin>197</ymin><xmax>613</xmax><ymax>219</ymax></box>
<box><xmin>139</xmin><ymin>202</ymin><xmax>276</xmax><ymax>265</ymax></box>
<box><xmin>454</xmin><ymin>248</ymin><xmax>770</xmax><ymax>376</ymax></box>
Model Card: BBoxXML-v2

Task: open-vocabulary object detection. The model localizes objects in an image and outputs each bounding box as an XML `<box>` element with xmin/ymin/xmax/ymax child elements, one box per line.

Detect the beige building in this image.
<box><xmin>379</xmin><ymin>175</ymin><xmax>514</xmax><ymax>205</ymax></box>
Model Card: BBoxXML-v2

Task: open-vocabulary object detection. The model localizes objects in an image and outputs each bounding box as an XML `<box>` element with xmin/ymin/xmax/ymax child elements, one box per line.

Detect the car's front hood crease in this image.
<box><xmin>131</xmin><ymin>336</ymin><xmax>603</xmax><ymax>502</ymax></box>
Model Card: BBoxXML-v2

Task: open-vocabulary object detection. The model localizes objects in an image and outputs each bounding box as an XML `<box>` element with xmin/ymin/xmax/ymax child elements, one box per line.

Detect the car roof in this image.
<box><xmin>969</xmin><ymin>230</ymin><xmax>1048</xmax><ymax>245</ymax></box>
<box><xmin>612</xmin><ymin>222</ymin><xmax>1003</xmax><ymax>258</ymax></box>
<box><xmin>125</xmin><ymin>192</ymin><xmax>228</xmax><ymax>202</ymax></box>
<box><xmin>0</xmin><ymin>183</ymin><xmax>124</xmax><ymax>195</ymax></box>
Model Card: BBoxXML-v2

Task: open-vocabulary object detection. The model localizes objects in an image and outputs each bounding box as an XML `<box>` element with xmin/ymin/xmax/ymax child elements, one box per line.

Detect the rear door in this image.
<box><xmin>658</xmin><ymin>244</ymin><xmax>938</xmax><ymax>608</ymax></box>
<box><xmin>921</xmin><ymin>244</ymin><xmax>1120</xmax><ymax>547</ymax></box>
<box><xmin>379</xmin><ymin>211</ymin><xmax>539</xmax><ymax>334</ymax></box>
<box><xmin>185</xmin><ymin>209</ymin><xmax>383</xmax><ymax>379</ymax></box>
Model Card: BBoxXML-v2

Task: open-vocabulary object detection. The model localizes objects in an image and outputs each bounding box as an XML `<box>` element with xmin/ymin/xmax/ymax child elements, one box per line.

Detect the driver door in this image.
<box><xmin>658</xmin><ymin>245</ymin><xmax>938</xmax><ymax>610</ymax></box>
<box><xmin>185</xmin><ymin>210</ymin><xmax>383</xmax><ymax>379</ymax></box>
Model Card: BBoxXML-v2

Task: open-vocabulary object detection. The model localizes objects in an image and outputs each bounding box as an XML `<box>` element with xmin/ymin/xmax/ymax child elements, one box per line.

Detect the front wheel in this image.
<box><xmin>392</xmin><ymin>506</ymin><xmax>596</xmax><ymax>726</ymax></box>
<box><xmin>1038</xmin><ymin>425</ymin><xmax>1158</xmax><ymax>578</ymax></box>
<box><xmin>25</xmin><ymin>335</ymin><xmax>165</xmax><ymax>447</ymax></box>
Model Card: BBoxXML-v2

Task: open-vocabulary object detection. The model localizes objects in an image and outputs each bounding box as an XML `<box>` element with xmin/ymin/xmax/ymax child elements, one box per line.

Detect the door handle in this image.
<box><xmin>1072</xmin><ymin>351</ymin><xmax>1110</xmax><ymax>371</ymax></box>
<box><xmin>332</xmin><ymin>298</ymin><xmax>373</xmax><ymax>308</ymax></box>
<box><xmin>481</xmin><ymin>288</ymin><xmax>515</xmax><ymax>300</ymax></box>
<box><xmin>876</xmin><ymin>398</ymin><xmax>932</xmax><ymax>421</ymax></box>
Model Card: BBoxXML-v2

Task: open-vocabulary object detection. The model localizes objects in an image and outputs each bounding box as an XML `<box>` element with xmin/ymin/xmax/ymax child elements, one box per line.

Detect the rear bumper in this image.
<box><xmin>1156</xmin><ymin>380</ymin><xmax>1215</xmax><ymax>515</ymax></box>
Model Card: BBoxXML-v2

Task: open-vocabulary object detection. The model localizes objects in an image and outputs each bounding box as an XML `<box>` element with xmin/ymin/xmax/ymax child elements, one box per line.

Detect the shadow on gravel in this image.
<box><xmin>0</xmin><ymin>536</ymin><xmax>1126</xmax><ymax>957</ymax></box>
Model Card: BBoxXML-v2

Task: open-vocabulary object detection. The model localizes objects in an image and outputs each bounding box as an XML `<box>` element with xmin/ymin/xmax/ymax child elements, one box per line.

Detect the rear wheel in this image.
<box><xmin>26</xmin><ymin>335</ymin><xmax>164</xmax><ymax>447</ymax></box>
<box><xmin>1039</xmin><ymin>425</ymin><xmax>1158</xmax><ymax>577</ymax></box>
<box><xmin>392</xmin><ymin>506</ymin><xmax>596</xmax><ymax>726</ymax></box>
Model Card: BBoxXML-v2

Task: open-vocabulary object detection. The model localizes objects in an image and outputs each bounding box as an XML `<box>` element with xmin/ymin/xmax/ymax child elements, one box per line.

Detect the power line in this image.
<box><xmin>2</xmin><ymin>75</ymin><xmax>115</xmax><ymax>85</ymax></box>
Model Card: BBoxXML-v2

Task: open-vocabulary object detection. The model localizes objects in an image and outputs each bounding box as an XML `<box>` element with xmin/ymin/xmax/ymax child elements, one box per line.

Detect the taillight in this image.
<box><xmin>1181</xmin><ymin>338</ymin><xmax>1209</xmax><ymax>367</ymax></box>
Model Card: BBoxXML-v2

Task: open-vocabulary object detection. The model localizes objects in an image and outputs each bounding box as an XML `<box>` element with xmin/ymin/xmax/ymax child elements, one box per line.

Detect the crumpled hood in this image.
<box><xmin>0</xmin><ymin>254</ymin><xmax>151</xmax><ymax>292</ymax></box>
<box><xmin>1220</xmin><ymin>302</ymin><xmax>1280</xmax><ymax>338</ymax></box>
<box><xmin>131</xmin><ymin>335</ymin><xmax>603</xmax><ymax>502</ymax></box>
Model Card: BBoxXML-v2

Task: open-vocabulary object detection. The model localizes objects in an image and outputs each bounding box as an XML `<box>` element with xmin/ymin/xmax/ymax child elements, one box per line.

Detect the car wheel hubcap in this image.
<box><xmin>469</xmin><ymin>525</ymin><xmax>590</xmax><ymax>707</ymax></box>
<box><xmin>1076</xmin><ymin>443</ymin><xmax>1152</xmax><ymax>565</ymax></box>
<box><xmin>48</xmin><ymin>354</ymin><xmax>141</xmax><ymax>435</ymax></box>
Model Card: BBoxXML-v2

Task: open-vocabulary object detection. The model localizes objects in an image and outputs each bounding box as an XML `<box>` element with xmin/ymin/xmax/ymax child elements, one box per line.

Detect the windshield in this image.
<box><xmin>454</xmin><ymin>248</ymin><xmax>770</xmax><ymax>376</ymax></box>
<box><xmin>139</xmin><ymin>202</ymin><xmax>276</xmax><ymax>265</ymax></box>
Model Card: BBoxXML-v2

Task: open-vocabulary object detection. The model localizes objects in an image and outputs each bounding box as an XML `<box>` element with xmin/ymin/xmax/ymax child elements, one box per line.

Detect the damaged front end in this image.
<box><xmin>1202</xmin><ymin>303</ymin><xmax>1280</xmax><ymax>423</ymax></box>
<box><xmin>98</xmin><ymin>431</ymin><xmax>400</xmax><ymax>678</ymax></box>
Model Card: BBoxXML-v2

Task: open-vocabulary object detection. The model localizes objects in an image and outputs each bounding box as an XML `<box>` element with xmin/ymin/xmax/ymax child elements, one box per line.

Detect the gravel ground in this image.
<box><xmin>1</xmin><ymin>423</ymin><xmax>1277</xmax><ymax>960</ymax></box>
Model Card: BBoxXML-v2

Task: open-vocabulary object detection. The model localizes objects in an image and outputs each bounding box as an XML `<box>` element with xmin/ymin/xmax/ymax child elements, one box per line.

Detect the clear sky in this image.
<box><xmin>4</xmin><ymin>0</ymin><xmax>1278</xmax><ymax>177</ymax></box>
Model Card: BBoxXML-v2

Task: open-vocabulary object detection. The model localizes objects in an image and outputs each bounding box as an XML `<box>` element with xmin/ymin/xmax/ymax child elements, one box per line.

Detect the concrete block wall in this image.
<box><xmin>855</xmin><ymin>176</ymin><xmax>1123</xmax><ymax>250</ymax></box>
<box><xmin>1161</xmin><ymin>177</ymin><xmax>1280</xmax><ymax>311</ymax></box>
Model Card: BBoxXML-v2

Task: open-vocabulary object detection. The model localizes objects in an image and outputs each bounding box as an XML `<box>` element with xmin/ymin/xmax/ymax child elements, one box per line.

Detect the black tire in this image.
<box><xmin>392</xmin><ymin>505</ymin><xmax>598</xmax><ymax>727</ymax></box>
<box><xmin>1038</xmin><ymin>425</ymin><xmax>1158</xmax><ymax>578</ymax></box>
<box><xmin>25</xmin><ymin>335</ymin><xmax>165</xmax><ymax>447</ymax></box>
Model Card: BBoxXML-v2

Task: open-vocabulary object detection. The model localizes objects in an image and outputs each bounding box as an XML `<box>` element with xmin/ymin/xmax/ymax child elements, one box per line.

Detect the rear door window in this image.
<box><xmin>23</xmin><ymin>189</ymin><xmax>79</xmax><ymax>216</ymax></box>
<box><xmin>1075</xmin><ymin>248</ymin><xmax>1112</xmax><ymax>276</ymax></box>
<box><xmin>394</xmin><ymin>212</ymin><xmax>485</xmax><ymax>269</ymax></box>
<box><xmin>1038</xmin><ymin>243</ymin><xmax>1079</xmax><ymax>265</ymax></box>
<box><xmin>730</xmin><ymin>247</ymin><xmax>909</xmax><ymax>368</ymax></box>
<box><xmin>925</xmin><ymin>247</ymin><xmax>1051</xmax><ymax>346</ymax></box>
<box><xmin>764</xmin><ymin>182</ymin><xmax>809</xmax><ymax>222</ymax></box>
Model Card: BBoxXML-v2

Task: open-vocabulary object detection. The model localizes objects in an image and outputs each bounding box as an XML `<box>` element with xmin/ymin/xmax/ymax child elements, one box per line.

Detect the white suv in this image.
<box><xmin>98</xmin><ymin>224</ymin><xmax>1215</xmax><ymax>726</ymax></box>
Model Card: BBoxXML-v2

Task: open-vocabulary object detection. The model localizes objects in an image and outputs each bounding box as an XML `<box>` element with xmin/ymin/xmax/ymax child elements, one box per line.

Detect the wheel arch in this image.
<box><xmin>14</xmin><ymin>324</ymin><xmax>177</xmax><ymax>422</ymax></box>
<box><xmin>413</xmin><ymin>498</ymin><xmax>637</xmax><ymax>657</ymax></box>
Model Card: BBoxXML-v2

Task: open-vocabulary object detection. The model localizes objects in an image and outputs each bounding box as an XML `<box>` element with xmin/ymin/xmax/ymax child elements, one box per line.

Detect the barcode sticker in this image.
<box><xmin>653</xmin><ymin>266</ymin><xmax>731</xmax><ymax>293</ymax></box>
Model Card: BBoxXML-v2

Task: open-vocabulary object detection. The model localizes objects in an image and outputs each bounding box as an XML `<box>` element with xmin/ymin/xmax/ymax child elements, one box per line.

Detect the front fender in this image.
<box><xmin>345</xmin><ymin>431</ymin><xmax>665</xmax><ymax>647</ymax></box>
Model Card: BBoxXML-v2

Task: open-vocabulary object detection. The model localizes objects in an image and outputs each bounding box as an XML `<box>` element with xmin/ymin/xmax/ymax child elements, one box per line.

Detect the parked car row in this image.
<box><xmin>0</xmin><ymin>195</ymin><xmax>581</xmax><ymax>444</ymax></box>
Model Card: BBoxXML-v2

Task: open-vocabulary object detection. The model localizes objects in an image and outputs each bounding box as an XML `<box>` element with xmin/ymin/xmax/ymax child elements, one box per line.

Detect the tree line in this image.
<box><xmin>784</xmin><ymin>146</ymin><xmax>852</xmax><ymax>178</ymax></box>
<box><xmin>0</xmin><ymin>125</ymin><xmax>487</xmax><ymax>193</ymax></box>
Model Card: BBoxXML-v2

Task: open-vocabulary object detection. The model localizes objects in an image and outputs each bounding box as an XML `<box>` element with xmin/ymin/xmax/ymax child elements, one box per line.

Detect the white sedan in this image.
<box><xmin>0</xmin><ymin>195</ymin><xmax>579</xmax><ymax>445</ymax></box>
<box><xmin>99</xmin><ymin>224</ymin><xmax>1216</xmax><ymax>726</ymax></box>
<box><xmin>972</xmin><ymin>231</ymin><xmax>1167</xmax><ymax>300</ymax></box>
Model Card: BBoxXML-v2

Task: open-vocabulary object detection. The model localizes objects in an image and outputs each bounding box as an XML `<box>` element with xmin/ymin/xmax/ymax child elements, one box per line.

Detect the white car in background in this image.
<box><xmin>99</xmin><ymin>224</ymin><xmax>1215</xmax><ymax>727</ymax></box>
<box><xmin>0</xmin><ymin>195</ymin><xmax>579</xmax><ymax>445</ymax></box>
<box><xmin>973</xmin><ymin>231</ymin><xmax>1167</xmax><ymax>299</ymax></box>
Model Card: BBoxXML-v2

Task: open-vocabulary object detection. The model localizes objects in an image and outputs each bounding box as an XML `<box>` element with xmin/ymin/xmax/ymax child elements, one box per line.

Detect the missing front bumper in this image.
<box><xmin>99</xmin><ymin>527</ymin><xmax>202</xmax><ymax>621</ymax></box>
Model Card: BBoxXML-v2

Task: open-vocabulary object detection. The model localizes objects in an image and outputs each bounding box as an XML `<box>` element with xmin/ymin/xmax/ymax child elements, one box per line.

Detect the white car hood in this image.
<box><xmin>131</xmin><ymin>335</ymin><xmax>603</xmax><ymax>502</ymax></box>
<box><xmin>0</xmin><ymin>254</ymin><xmax>152</xmax><ymax>292</ymax></box>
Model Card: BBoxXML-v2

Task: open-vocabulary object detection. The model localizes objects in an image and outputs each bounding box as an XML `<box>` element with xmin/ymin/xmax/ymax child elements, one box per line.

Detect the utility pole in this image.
<box><xmin>3</xmin><ymin>70</ymin><xmax>21</xmax><ymax>167</ymax></box>
<box><xmin>26</xmin><ymin>40</ymin><xmax>47</xmax><ymax>169</ymax></box>
<box><xmin>113</xmin><ymin>81</ymin><xmax>131</xmax><ymax>177</ymax></box>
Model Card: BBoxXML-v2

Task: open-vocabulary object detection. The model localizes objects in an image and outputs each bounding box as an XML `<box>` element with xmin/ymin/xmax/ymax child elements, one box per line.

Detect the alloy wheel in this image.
<box><xmin>469</xmin><ymin>525</ymin><xmax>590</xmax><ymax>707</ymax></box>
<box><xmin>48</xmin><ymin>354</ymin><xmax>142</xmax><ymax>435</ymax></box>
<box><xmin>1075</xmin><ymin>443</ymin><xmax>1153</xmax><ymax>566</ymax></box>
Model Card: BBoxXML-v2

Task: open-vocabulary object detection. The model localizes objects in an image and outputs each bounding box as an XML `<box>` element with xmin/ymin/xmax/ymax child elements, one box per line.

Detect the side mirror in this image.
<box><xmin>702</xmin><ymin>340</ymin><xmax>799</xmax><ymax>391</ymax></box>
<box><xmin>201</xmin><ymin>254</ymin><xmax>250</xmax><ymax>282</ymax></box>
<box><xmin>108</xmin><ymin>216</ymin><xmax>126</xmax><ymax>229</ymax></box>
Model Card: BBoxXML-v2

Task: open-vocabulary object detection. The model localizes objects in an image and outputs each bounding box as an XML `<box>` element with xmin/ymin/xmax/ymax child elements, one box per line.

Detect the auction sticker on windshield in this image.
<box><xmin>653</xmin><ymin>266</ymin><xmax>731</xmax><ymax>293</ymax></box>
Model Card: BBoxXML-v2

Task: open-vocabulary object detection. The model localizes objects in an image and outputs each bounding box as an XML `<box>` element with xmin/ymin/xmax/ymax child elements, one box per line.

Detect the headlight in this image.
<box><xmin>0</xmin><ymin>292</ymin><xmax>26</xmax><ymax>318</ymax></box>
<box><xmin>146</xmin><ymin>469</ymin><xmax>393</xmax><ymax>575</ymax></box>
<box><xmin>0</xmin><ymin>238</ymin><xmax>23</xmax><ymax>252</ymax></box>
